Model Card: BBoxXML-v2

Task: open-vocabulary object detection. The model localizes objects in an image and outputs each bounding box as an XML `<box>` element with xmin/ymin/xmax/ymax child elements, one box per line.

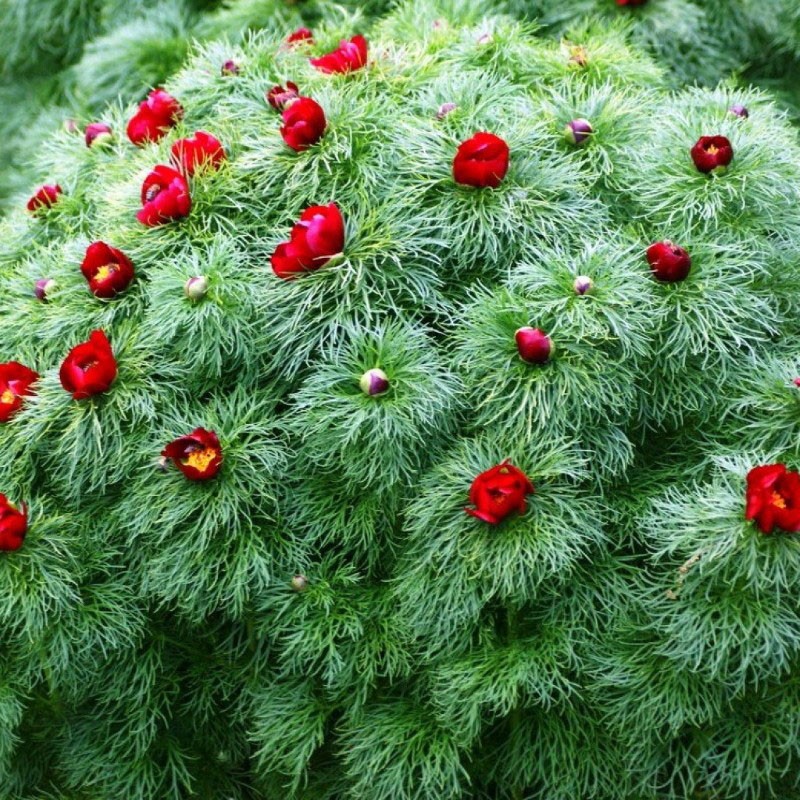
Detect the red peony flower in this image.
<box><xmin>170</xmin><ymin>131</ymin><xmax>226</xmax><ymax>176</ymax></box>
<box><xmin>690</xmin><ymin>135</ymin><xmax>733</xmax><ymax>174</ymax></box>
<box><xmin>271</xmin><ymin>203</ymin><xmax>345</xmax><ymax>280</ymax></box>
<box><xmin>126</xmin><ymin>88</ymin><xmax>183</xmax><ymax>146</ymax></box>
<box><xmin>745</xmin><ymin>464</ymin><xmax>800</xmax><ymax>534</ymax></box>
<box><xmin>85</xmin><ymin>122</ymin><xmax>113</xmax><ymax>148</ymax></box>
<box><xmin>287</xmin><ymin>27</ymin><xmax>313</xmax><ymax>46</ymax></box>
<box><xmin>280</xmin><ymin>96</ymin><xmax>327</xmax><ymax>152</ymax></box>
<box><xmin>515</xmin><ymin>328</ymin><xmax>552</xmax><ymax>364</ymax></box>
<box><xmin>162</xmin><ymin>427</ymin><xmax>223</xmax><ymax>481</ymax></box>
<box><xmin>80</xmin><ymin>241</ymin><xmax>135</xmax><ymax>298</ymax></box>
<box><xmin>310</xmin><ymin>34</ymin><xmax>368</xmax><ymax>74</ymax></box>
<box><xmin>646</xmin><ymin>241</ymin><xmax>692</xmax><ymax>283</ymax></box>
<box><xmin>453</xmin><ymin>132</ymin><xmax>510</xmax><ymax>188</ymax></box>
<box><xmin>267</xmin><ymin>82</ymin><xmax>300</xmax><ymax>111</ymax></box>
<box><xmin>0</xmin><ymin>495</ymin><xmax>27</xmax><ymax>552</ymax></box>
<box><xmin>59</xmin><ymin>330</ymin><xmax>118</xmax><ymax>400</ymax></box>
<box><xmin>465</xmin><ymin>460</ymin><xmax>535</xmax><ymax>525</ymax></box>
<box><xmin>0</xmin><ymin>362</ymin><xmax>39</xmax><ymax>422</ymax></box>
<box><xmin>137</xmin><ymin>165</ymin><xmax>191</xmax><ymax>226</ymax></box>
<box><xmin>26</xmin><ymin>184</ymin><xmax>62</xmax><ymax>214</ymax></box>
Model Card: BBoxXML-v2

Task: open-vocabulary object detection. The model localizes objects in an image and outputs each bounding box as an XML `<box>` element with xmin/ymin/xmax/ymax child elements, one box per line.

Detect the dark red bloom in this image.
<box><xmin>690</xmin><ymin>135</ymin><xmax>733</xmax><ymax>174</ymax></box>
<box><xmin>80</xmin><ymin>241</ymin><xmax>135</xmax><ymax>298</ymax></box>
<box><xmin>0</xmin><ymin>495</ymin><xmax>27</xmax><ymax>551</ymax></box>
<box><xmin>310</xmin><ymin>34</ymin><xmax>368</xmax><ymax>74</ymax></box>
<box><xmin>616</xmin><ymin>0</ymin><xmax>647</xmax><ymax>5</ymax></box>
<box><xmin>646</xmin><ymin>241</ymin><xmax>692</xmax><ymax>283</ymax></box>
<box><xmin>280</xmin><ymin>97</ymin><xmax>327</xmax><ymax>152</ymax></box>
<box><xmin>26</xmin><ymin>184</ymin><xmax>62</xmax><ymax>213</ymax></box>
<box><xmin>287</xmin><ymin>27</ymin><xmax>313</xmax><ymax>46</ymax></box>
<box><xmin>515</xmin><ymin>328</ymin><xmax>552</xmax><ymax>364</ymax></box>
<box><xmin>745</xmin><ymin>464</ymin><xmax>800</xmax><ymax>534</ymax></box>
<box><xmin>59</xmin><ymin>330</ymin><xmax>118</xmax><ymax>400</ymax></box>
<box><xmin>465</xmin><ymin>460</ymin><xmax>535</xmax><ymax>525</ymax></box>
<box><xmin>137</xmin><ymin>165</ymin><xmax>191</xmax><ymax>226</ymax></box>
<box><xmin>170</xmin><ymin>131</ymin><xmax>226</xmax><ymax>176</ymax></box>
<box><xmin>271</xmin><ymin>203</ymin><xmax>345</xmax><ymax>280</ymax></box>
<box><xmin>162</xmin><ymin>427</ymin><xmax>223</xmax><ymax>481</ymax></box>
<box><xmin>267</xmin><ymin>82</ymin><xmax>300</xmax><ymax>111</ymax></box>
<box><xmin>453</xmin><ymin>132</ymin><xmax>510</xmax><ymax>188</ymax></box>
<box><xmin>0</xmin><ymin>362</ymin><xmax>39</xmax><ymax>422</ymax></box>
<box><xmin>126</xmin><ymin>88</ymin><xmax>183</xmax><ymax>146</ymax></box>
<box><xmin>85</xmin><ymin>122</ymin><xmax>112</xmax><ymax>147</ymax></box>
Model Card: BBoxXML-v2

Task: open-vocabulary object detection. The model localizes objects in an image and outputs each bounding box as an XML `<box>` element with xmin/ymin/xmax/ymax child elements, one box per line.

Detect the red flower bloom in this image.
<box><xmin>80</xmin><ymin>241</ymin><xmax>135</xmax><ymax>298</ymax></box>
<box><xmin>85</xmin><ymin>122</ymin><xmax>112</xmax><ymax>148</ymax></box>
<box><xmin>137</xmin><ymin>165</ymin><xmax>191</xmax><ymax>226</ymax></box>
<box><xmin>267</xmin><ymin>82</ymin><xmax>300</xmax><ymax>111</ymax></box>
<box><xmin>126</xmin><ymin>88</ymin><xmax>183</xmax><ymax>146</ymax></box>
<box><xmin>310</xmin><ymin>34</ymin><xmax>368</xmax><ymax>74</ymax></box>
<box><xmin>0</xmin><ymin>495</ymin><xmax>27</xmax><ymax>552</ymax></box>
<box><xmin>59</xmin><ymin>330</ymin><xmax>118</xmax><ymax>400</ymax></box>
<box><xmin>690</xmin><ymin>135</ymin><xmax>733</xmax><ymax>174</ymax></box>
<box><xmin>646</xmin><ymin>241</ymin><xmax>692</xmax><ymax>283</ymax></box>
<box><xmin>287</xmin><ymin>27</ymin><xmax>313</xmax><ymax>46</ymax></box>
<box><xmin>515</xmin><ymin>327</ymin><xmax>552</xmax><ymax>364</ymax></box>
<box><xmin>170</xmin><ymin>131</ymin><xmax>226</xmax><ymax>176</ymax></box>
<box><xmin>280</xmin><ymin>96</ymin><xmax>327</xmax><ymax>152</ymax></box>
<box><xmin>162</xmin><ymin>428</ymin><xmax>223</xmax><ymax>481</ymax></box>
<box><xmin>465</xmin><ymin>460</ymin><xmax>535</xmax><ymax>525</ymax></box>
<box><xmin>745</xmin><ymin>464</ymin><xmax>800</xmax><ymax>534</ymax></box>
<box><xmin>26</xmin><ymin>184</ymin><xmax>62</xmax><ymax>213</ymax></box>
<box><xmin>0</xmin><ymin>362</ymin><xmax>39</xmax><ymax>422</ymax></box>
<box><xmin>271</xmin><ymin>203</ymin><xmax>345</xmax><ymax>280</ymax></box>
<box><xmin>453</xmin><ymin>132</ymin><xmax>510</xmax><ymax>188</ymax></box>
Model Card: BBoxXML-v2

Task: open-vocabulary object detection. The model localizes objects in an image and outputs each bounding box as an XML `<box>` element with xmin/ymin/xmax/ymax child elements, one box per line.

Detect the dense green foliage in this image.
<box><xmin>2</xmin><ymin>0</ymin><xmax>800</xmax><ymax>798</ymax></box>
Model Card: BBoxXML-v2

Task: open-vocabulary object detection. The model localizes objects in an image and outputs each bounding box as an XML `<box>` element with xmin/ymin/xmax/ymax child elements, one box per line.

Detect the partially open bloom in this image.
<box><xmin>267</xmin><ymin>82</ymin><xmax>300</xmax><ymax>111</ymax></box>
<box><xmin>170</xmin><ymin>131</ymin><xmax>226</xmax><ymax>176</ymax></box>
<box><xmin>162</xmin><ymin>428</ymin><xmax>223</xmax><ymax>481</ymax></box>
<box><xmin>690</xmin><ymin>135</ymin><xmax>733</xmax><ymax>174</ymax></box>
<box><xmin>310</xmin><ymin>34</ymin><xmax>368</xmax><ymax>74</ymax></box>
<box><xmin>646</xmin><ymin>241</ymin><xmax>692</xmax><ymax>283</ymax></box>
<box><xmin>27</xmin><ymin>184</ymin><xmax>62</xmax><ymax>214</ymax></box>
<box><xmin>453</xmin><ymin>132</ymin><xmax>510</xmax><ymax>188</ymax></box>
<box><xmin>465</xmin><ymin>460</ymin><xmax>535</xmax><ymax>525</ymax></box>
<box><xmin>0</xmin><ymin>495</ymin><xmax>27</xmax><ymax>551</ymax></box>
<box><xmin>287</xmin><ymin>27</ymin><xmax>313</xmax><ymax>46</ymax></box>
<box><xmin>0</xmin><ymin>362</ymin><xmax>39</xmax><ymax>422</ymax></box>
<box><xmin>137</xmin><ymin>165</ymin><xmax>191</xmax><ymax>226</ymax></box>
<box><xmin>59</xmin><ymin>330</ymin><xmax>118</xmax><ymax>399</ymax></box>
<box><xmin>515</xmin><ymin>327</ymin><xmax>552</xmax><ymax>364</ymax></box>
<box><xmin>280</xmin><ymin>97</ymin><xmax>327</xmax><ymax>152</ymax></box>
<box><xmin>745</xmin><ymin>464</ymin><xmax>800</xmax><ymax>534</ymax></box>
<box><xmin>80</xmin><ymin>241</ymin><xmax>135</xmax><ymax>298</ymax></box>
<box><xmin>126</xmin><ymin>88</ymin><xmax>183</xmax><ymax>146</ymax></box>
<box><xmin>271</xmin><ymin>203</ymin><xmax>345</xmax><ymax>280</ymax></box>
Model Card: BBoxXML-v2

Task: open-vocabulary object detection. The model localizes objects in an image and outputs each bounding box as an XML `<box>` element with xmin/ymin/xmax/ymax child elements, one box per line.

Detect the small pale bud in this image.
<box><xmin>436</xmin><ymin>102</ymin><xmax>457</xmax><ymax>120</ymax></box>
<box><xmin>63</xmin><ymin>118</ymin><xmax>79</xmax><ymax>134</ymax></box>
<box><xmin>477</xmin><ymin>32</ymin><xmax>493</xmax><ymax>45</ymax></box>
<box><xmin>568</xmin><ymin>45</ymin><xmax>589</xmax><ymax>67</ymax></box>
<box><xmin>184</xmin><ymin>275</ymin><xmax>209</xmax><ymax>301</ymax></box>
<box><xmin>221</xmin><ymin>59</ymin><xmax>240</xmax><ymax>76</ymax></box>
<box><xmin>729</xmin><ymin>104</ymin><xmax>749</xmax><ymax>119</ymax></box>
<box><xmin>360</xmin><ymin>368</ymin><xmax>390</xmax><ymax>397</ymax></box>
<box><xmin>564</xmin><ymin>118</ymin><xmax>593</xmax><ymax>146</ymax></box>
<box><xmin>34</xmin><ymin>278</ymin><xmax>56</xmax><ymax>302</ymax></box>
<box><xmin>290</xmin><ymin>574</ymin><xmax>308</xmax><ymax>592</ymax></box>
<box><xmin>574</xmin><ymin>275</ymin><xmax>593</xmax><ymax>295</ymax></box>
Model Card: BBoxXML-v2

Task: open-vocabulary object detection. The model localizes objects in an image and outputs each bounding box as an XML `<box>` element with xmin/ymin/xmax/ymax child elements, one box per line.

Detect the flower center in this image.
<box><xmin>0</xmin><ymin>388</ymin><xmax>14</xmax><ymax>405</ymax></box>
<box><xmin>183</xmin><ymin>446</ymin><xmax>217</xmax><ymax>473</ymax></box>
<box><xmin>705</xmin><ymin>144</ymin><xmax>719</xmax><ymax>155</ymax></box>
<box><xmin>94</xmin><ymin>264</ymin><xmax>117</xmax><ymax>282</ymax></box>
<box><xmin>771</xmin><ymin>491</ymin><xmax>787</xmax><ymax>510</ymax></box>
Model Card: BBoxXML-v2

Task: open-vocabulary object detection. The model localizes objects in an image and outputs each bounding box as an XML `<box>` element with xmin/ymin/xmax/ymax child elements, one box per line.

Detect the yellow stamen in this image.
<box><xmin>706</xmin><ymin>144</ymin><xmax>719</xmax><ymax>155</ymax></box>
<box><xmin>183</xmin><ymin>447</ymin><xmax>217</xmax><ymax>473</ymax></box>
<box><xmin>0</xmin><ymin>388</ymin><xmax>14</xmax><ymax>405</ymax></box>
<box><xmin>771</xmin><ymin>491</ymin><xmax>787</xmax><ymax>510</ymax></box>
<box><xmin>94</xmin><ymin>264</ymin><xmax>117</xmax><ymax>282</ymax></box>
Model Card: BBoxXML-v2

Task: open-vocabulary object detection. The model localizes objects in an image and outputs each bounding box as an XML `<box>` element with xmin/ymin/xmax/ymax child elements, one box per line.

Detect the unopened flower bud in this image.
<box><xmin>564</xmin><ymin>118</ymin><xmax>593</xmax><ymax>146</ymax></box>
<box><xmin>184</xmin><ymin>275</ymin><xmax>209</xmax><ymax>301</ymax></box>
<box><xmin>63</xmin><ymin>118</ymin><xmax>79</xmax><ymax>134</ymax></box>
<box><xmin>793</xmin><ymin>378</ymin><xmax>800</xmax><ymax>388</ymax></box>
<box><xmin>85</xmin><ymin>122</ymin><xmax>113</xmax><ymax>148</ymax></box>
<box><xmin>568</xmin><ymin>45</ymin><xmax>589</xmax><ymax>67</ymax></box>
<box><xmin>290</xmin><ymin>574</ymin><xmax>308</xmax><ymax>592</ymax></box>
<box><xmin>477</xmin><ymin>32</ymin><xmax>493</xmax><ymax>45</ymax></box>
<box><xmin>574</xmin><ymin>275</ymin><xmax>593</xmax><ymax>295</ymax></box>
<box><xmin>34</xmin><ymin>278</ymin><xmax>56</xmax><ymax>302</ymax></box>
<box><xmin>729</xmin><ymin>104</ymin><xmax>749</xmax><ymax>119</ymax></box>
<box><xmin>436</xmin><ymin>102</ymin><xmax>457</xmax><ymax>120</ymax></box>
<box><xmin>156</xmin><ymin>455</ymin><xmax>169</xmax><ymax>471</ymax></box>
<box><xmin>360</xmin><ymin>368</ymin><xmax>390</xmax><ymax>396</ymax></box>
<box><xmin>221</xmin><ymin>59</ymin><xmax>240</xmax><ymax>76</ymax></box>
<box><xmin>515</xmin><ymin>327</ymin><xmax>552</xmax><ymax>364</ymax></box>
